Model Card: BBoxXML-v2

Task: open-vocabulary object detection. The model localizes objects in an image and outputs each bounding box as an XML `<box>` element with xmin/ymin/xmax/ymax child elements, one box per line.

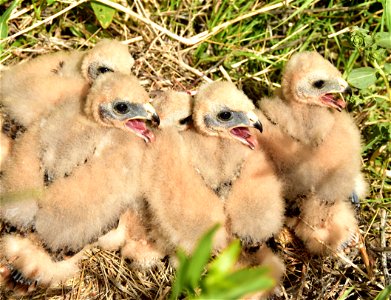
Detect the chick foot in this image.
<box><xmin>1</xmin><ymin>234</ymin><xmax>81</xmax><ymax>292</ymax></box>
<box><xmin>0</xmin><ymin>263</ymin><xmax>40</xmax><ymax>294</ymax></box>
<box><xmin>287</xmin><ymin>199</ymin><xmax>358</xmax><ymax>255</ymax></box>
<box><xmin>121</xmin><ymin>239</ymin><xmax>164</xmax><ymax>269</ymax></box>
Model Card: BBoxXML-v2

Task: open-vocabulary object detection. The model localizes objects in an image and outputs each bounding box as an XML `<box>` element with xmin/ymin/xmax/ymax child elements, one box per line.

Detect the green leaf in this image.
<box><xmin>374</xmin><ymin>285</ymin><xmax>391</xmax><ymax>300</ymax></box>
<box><xmin>384</xmin><ymin>63</ymin><xmax>391</xmax><ymax>74</ymax></box>
<box><xmin>347</xmin><ymin>67</ymin><xmax>377</xmax><ymax>89</ymax></box>
<box><xmin>201</xmin><ymin>267</ymin><xmax>274</xmax><ymax>299</ymax></box>
<box><xmin>91</xmin><ymin>1</ymin><xmax>116</xmax><ymax>29</ymax></box>
<box><xmin>337</xmin><ymin>286</ymin><xmax>355</xmax><ymax>300</ymax></box>
<box><xmin>186</xmin><ymin>224</ymin><xmax>220</xmax><ymax>290</ymax></box>
<box><xmin>0</xmin><ymin>0</ymin><xmax>20</xmax><ymax>40</ymax></box>
<box><xmin>374</xmin><ymin>32</ymin><xmax>391</xmax><ymax>49</ymax></box>
<box><xmin>207</xmin><ymin>239</ymin><xmax>241</xmax><ymax>277</ymax></box>
<box><xmin>169</xmin><ymin>249</ymin><xmax>190</xmax><ymax>300</ymax></box>
<box><xmin>46</xmin><ymin>0</ymin><xmax>56</xmax><ymax>5</ymax></box>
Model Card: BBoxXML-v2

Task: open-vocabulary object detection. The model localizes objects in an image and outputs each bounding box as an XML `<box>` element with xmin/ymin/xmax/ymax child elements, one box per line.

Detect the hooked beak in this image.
<box><xmin>144</xmin><ymin>102</ymin><xmax>160</xmax><ymax>127</ymax></box>
<box><xmin>124</xmin><ymin>103</ymin><xmax>160</xmax><ymax>143</ymax></box>
<box><xmin>247</xmin><ymin>111</ymin><xmax>263</xmax><ymax>133</ymax></box>
<box><xmin>320</xmin><ymin>78</ymin><xmax>350</xmax><ymax>112</ymax></box>
<box><xmin>344</xmin><ymin>85</ymin><xmax>352</xmax><ymax>96</ymax></box>
<box><xmin>229</xmin><ymin>111</ymin><xmax>262</xmax><ymax>150</ymax></box>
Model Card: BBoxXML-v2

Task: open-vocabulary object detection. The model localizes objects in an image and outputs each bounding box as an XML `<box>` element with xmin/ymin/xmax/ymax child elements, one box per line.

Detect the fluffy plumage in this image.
<box><xmin>0</xmin><ymin>117</ymin><xmax>11</xmax><ymax>168</ymax></box>
<box><xmin>152</xmin><ymin>90</ymin><xmax>192</xmax><ymax>130</ymax></box>
<box><xmin>0</xmin><ymin>73</ymin><xmax>159</xmax><ymax>290</ymax></box>
<box><xmin>0</xmin><ymin>39</ymin><xmax>134</xmax><ymax>128</ymax></box>
<box><xmin>0</xmin><ymin>234</ymin><xmax>85</xmax><ymax>291</ymax></box>
<box><xmin>144</xmin><ymin>82</ymin><xmax>284</xmax><ymax>281</ymax></box>
<box><xmin>256</xmin><ymin>51</ymin><xmax>366</xmax><ymax>254</ymax></box>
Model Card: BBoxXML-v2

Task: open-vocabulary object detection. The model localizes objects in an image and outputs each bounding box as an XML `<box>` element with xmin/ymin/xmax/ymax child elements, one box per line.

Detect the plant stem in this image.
<box><xmin>372</xmin><ymin>60</ymin><xmax>391</xmax><ymax>101</ymax></box>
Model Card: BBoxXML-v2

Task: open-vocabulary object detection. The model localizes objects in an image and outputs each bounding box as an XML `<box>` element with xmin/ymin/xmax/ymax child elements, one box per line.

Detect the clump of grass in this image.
<box><xmin>0</xmin><ymin>0</ymin><xmax>390</xmax><ymax>299</ymax></box>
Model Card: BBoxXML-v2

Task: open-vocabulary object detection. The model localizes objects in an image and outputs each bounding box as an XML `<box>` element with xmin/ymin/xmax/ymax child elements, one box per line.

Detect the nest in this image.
<box><xmin>0</xmin><ymin>0</ymin><xmax>390</xmax><ymax>299</ymax></box>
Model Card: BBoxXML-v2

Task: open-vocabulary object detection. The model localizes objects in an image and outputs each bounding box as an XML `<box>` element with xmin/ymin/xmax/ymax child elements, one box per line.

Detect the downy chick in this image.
<box><xmin>256</xmin><ymin>51</ymin><xmax>365</xmax><ymax>254</ymax></box>
<box><xmin>0</xmin><ymin>39</ymin><xmax>134</xmax><ymax>128</ymax></box>
<box><xmin>0</xmin><ymin>73</ymin><xmax>159</xmax><ymax>290</ymax></box>
<box><xmin>144</xmin><ymin>82</ymin><xmax>284</xmax><ymax>281</ymax></box>
<box><xmin>97</xmin><ymin>89</ymin><xmax>193</xmax><ymax>267</ymax></box>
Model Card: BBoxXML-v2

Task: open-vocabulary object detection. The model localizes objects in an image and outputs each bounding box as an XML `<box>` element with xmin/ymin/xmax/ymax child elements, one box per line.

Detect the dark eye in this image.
<box><xmin>217</xmin><ymin>111</ymin><xmax>233</xmax><ymax>121</ymax></box>
<box><xmin>313</xmin><ymin>80</ymin><xmax>325</xmax><ymax>89</ymax></box>
<box><xmin>113</xmin><ymin>102</ymin><xmax>130</xmax><ymax>114</ymax></box>
<box><xmin>98</xmin><ymin>66</ymin><xmax>113</xmax><ymax>74</ymax></box>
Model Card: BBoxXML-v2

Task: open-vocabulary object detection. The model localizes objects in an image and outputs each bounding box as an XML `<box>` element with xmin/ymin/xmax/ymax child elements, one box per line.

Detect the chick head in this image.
<box><xmin>84</xmin><ymin>73</ymin><xmax>160</xmax><ymax>143</ymax></box>
<box><xmin>281</xmin><ymin>51</ymin><xmax>351</xmax><ymax>111</ymax></box>
<box><xmin>193</xmin><ymin>81</ymin><xmax>262</xmax><ymax>150</ymax></box>
<box><xmin>151</xmin><ymin>90</ymin><xmax>192</xmax><ymax>131</ymax></box>
<box><xmin>81</xmin><ymin>39</ymin><xmax>135</xmax><ymax>84</ymax></box>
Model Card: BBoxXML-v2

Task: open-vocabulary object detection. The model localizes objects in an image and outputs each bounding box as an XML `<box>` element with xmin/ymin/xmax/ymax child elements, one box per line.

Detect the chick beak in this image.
<box><xmin>125</xmin><ymin>103</ymin><xmax>160</xmax><ymax>143</ymax></box>
<box><xmin>320</xmin><ymin>79</ymin><xmax>350</xmax><ymax>112</ymax></box>
<box><xmin>247</xmin><ymin>111</ymin><xmax>263</xmax><ymax>133</ymax></box>
<box><xmin>144</xmin><ymin>102</ymin><xmax>160</xmax><ymax>127</ymax></box>
<box><xmin>344</xmin><ymin>85</ymin><xmax>353</xmax><ymax>96</ymax></box>
<box><xmin>229</xmin><ymin>112</ymin><xmax>262</xmax><ymax>150</ymax></box>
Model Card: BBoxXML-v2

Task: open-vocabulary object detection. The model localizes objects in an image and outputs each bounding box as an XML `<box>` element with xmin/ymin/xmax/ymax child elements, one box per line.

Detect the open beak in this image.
<box><xmin>124</xmin><ymin>103</ymin><xmax>160</xmax><ymax>143</ymax></box>
<box><xmin>320</xmin><ymin>78</ymin><xmax>350</xmax><ymax>112</ymax></box>
<box><xmin>229</xmin><ymin>111</ymin><xmax>262</xmax><ymax>150</ymax></box>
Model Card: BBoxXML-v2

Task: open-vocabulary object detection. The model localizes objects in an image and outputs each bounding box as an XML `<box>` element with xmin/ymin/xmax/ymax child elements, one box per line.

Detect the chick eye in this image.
<box><xmin>113</xmin><ymin>102</ymin><xmax>130</xmax><ymax>114</ymax></box>
<box><xmin>217</xmin><ymin>111</ymin><xmax>233</xmax><ymax>121</ymax></box>
<box><xmin>98</xmin><ymin>66</ymin><xmax>113</xmax><ymax>74</ymax></box>
<box><xmin>313</xmin><ymin>80</ymin><xmax>325</xmax><ymax>89</ymax></box>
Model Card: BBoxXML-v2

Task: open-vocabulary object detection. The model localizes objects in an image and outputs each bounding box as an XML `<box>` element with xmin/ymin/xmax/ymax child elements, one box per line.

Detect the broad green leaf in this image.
<box><xmin>186</xmin><ymin>224</ymin><xmax>220</xmax><ymax>290</ymax></box>
<box><xmin>201</xmin><ymin>267</ymin><xmax>274</xmax><ymax>299</ymax></box>
<box><xmin>0</xmin><ymin>0</ymin><xmax>20</xmax><ymax>40</ymax></box>
<box><xmin>91</xmin><ymin>1</ymin><xmax>116</xmax><ymax>29</ymax></box>
<box><xmin>46</xmin><ymin>0</ymin><xmax>56</xmax><ymax>5</ymax></box>
<box><xmin>374</xmin><ymin>32</ymin><xmax>391</xmax><ymax>49</ymax></box>
<box><xmin>347</xmin><ymin>67</ymin><xmax>377</xmax><ymax>89</ymax></box>
<box><xmin>374</xmin><ymin>285</ymin><xmax>391</xmax><ymax>300</ymax></box>
<box><xmin>207</xmin><ymin>239</ymin><xmax>241</xmax><ymax>276</ymax></box>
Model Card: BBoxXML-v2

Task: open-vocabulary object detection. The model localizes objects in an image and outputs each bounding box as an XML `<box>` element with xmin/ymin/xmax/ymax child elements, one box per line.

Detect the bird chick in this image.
<box><xmin>256</xmin><ymin>51</ymin><xmax>365</xmax><ymax>254</ymax></box>
<box><xmin>36</xmin><ymin>72</ymin><xmax>158</xmax><ymax>251</ymax></box>
<box><xmin>144</xmin><ymin>82</ymin><xmax>284</xmax><ymax>283</ymax></box>
<box><xmin>96</xmin><ymin>89</ymin><xmax>194</xmax><ymax>268</ymax></box>
<box><xmin>0</xmin><ymin>72</ymin><xmax>157</xmax><ymax>230</ymax></box>
<box><xmin>0</xmin><ymin>39</ymin><xmax>134</xmax><ymax>128</ymax></box>
<box><xmin>151</xmin><ymin>89</ymin><xmax>192</xmax><ymax>130</ymax></box>
<box><xmin>1</xmin><ymin>72</ymin><xmax>159</xmax><ymax>291</ymax></box>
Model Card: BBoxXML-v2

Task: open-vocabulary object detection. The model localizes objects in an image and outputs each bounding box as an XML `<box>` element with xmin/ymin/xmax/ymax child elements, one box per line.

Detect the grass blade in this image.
<box><xmin>0</xmin><ymin>0</ymin><xmax>20</xmax><ymax>40</ymax></box>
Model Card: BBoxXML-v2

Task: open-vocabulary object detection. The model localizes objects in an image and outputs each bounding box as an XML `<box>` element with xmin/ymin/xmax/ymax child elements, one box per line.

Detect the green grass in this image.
<box><xmin>0</xmin><ymin>0</ymin><xmax>390</xmax><ymax>299</ymax></box>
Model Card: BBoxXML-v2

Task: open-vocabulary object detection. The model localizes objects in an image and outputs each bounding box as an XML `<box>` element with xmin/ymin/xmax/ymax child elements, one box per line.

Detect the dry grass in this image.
<box><xmin>0</xmin><ymin>0</ymin><xmax>390</xmax><ymax>299</ymax></box>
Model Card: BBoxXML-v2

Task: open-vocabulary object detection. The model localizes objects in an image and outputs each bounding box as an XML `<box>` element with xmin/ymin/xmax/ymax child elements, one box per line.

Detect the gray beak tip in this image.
<box><xmin>344</xmin><ymin>86</ymin><xmax>353</xmax><ymax>96</ymax></box>
<box><xmin>152</xmin><ymin>114</ymin><xmax>160</xmax><ymax>127</ymax></box>
<box><xmin>254</xmin><ymin>121</ymin><xmax>263</xmax><ymax>133</ymax></box>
